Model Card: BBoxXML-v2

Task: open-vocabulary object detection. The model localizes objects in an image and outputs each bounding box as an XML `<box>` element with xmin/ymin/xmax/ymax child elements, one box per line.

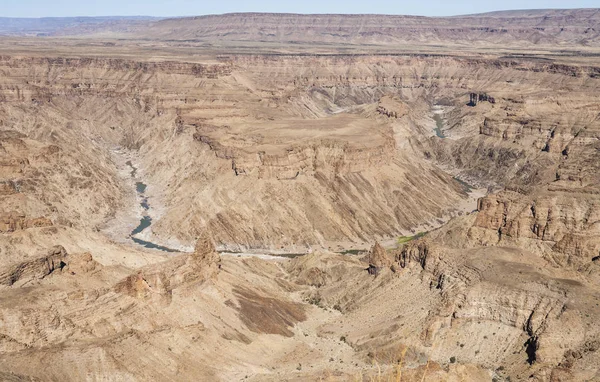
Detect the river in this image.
<box><xmin>432</xmin><ymin>105</ymin><xmax>446</xmax><ymax>138</ymax></box>
<box><xmin>125</xmin><ymin>160</ymin><xmax>179</xmax><ymax>253</ymax></box>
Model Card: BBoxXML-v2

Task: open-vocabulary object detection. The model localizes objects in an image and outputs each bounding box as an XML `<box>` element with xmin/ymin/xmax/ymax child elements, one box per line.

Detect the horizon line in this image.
<box><xmin>0</xmin><ymin>7</ymin><xmax>598</xmax><ymax>20</ymax></box>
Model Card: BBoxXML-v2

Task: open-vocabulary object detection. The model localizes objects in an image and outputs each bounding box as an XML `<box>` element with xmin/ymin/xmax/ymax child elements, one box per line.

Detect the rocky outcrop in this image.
<box><xmin>479</xmin><ymin>118</ymin><xmax>556</xmax><ymax>149</ymax></box>
<box><xmin>0</xmin><ymin>246</ymin><xmax>100</xmax><ymax>288</ymax></box>
<box><xmin>0</xmin><ymin>212</ymin><xmax>53</xmax><ymax>233</ymax></box>
<box><xmin>393</xmin><ymin>239</ymin><xmax>574</xmax><ymax>365</ymax></box>
<box><xmin>470</xmin><ymin>194</ymin><xmax>511</xmax><ymax>242</ymax></box>
<box><xmin>0</xmin><ymin>181</ymin><xmax>18</xmax><ymax>195</ymax></box>
<box><xmin>195</xmin><ymin>131</ymin><xmax>397</xmax><ymax>179</ymax></box>
<box><xmin>115</xmin><ymin>232</ymin><xmax>221</xmax><ymax>299</ymax></box>
<box><xmin>469</xmin><ymin>93</ymin><xmax>495</xmax><ymax>106</ymax></box>
<box><xmin>477</xmin><ymin>109</ymin><xmax>583</xmax><ymax>155</ymax></box>
<box><xmin>376</xmin><ymin>106</ymin><xmax>399</xmax><ymax>118</ymax></box>
<box><xmin>0</xmin><ymin>246</ymin><xmax>67</xmax><ymax>287</ymax></box>
<box><xmin>191</xmin><ymin>230</ymin><xmax>222</xmax><ymax>277</ymax></box>
<box><xmin>469</xmin><ymin>191</ymin><xmax>600</xmax><ymax>266</ymax></box>
<box><xmin>553</xmin><ymin>233</ymin><xmax>600</xmax><ymax>267</ymax></box>
<box><xmin>376</xmin><ymin>96</ymin><xmax>409</xmax><ymax>119</ymax></box>
<box><xmin>366</xmin><ymin>242</ymin><xmax>391</xmax><ymax>275</ymax></box>
<box><xmin>395</xmin><ymin>240</ymin><xmax>432</xmax><ymax>270</ymax></box>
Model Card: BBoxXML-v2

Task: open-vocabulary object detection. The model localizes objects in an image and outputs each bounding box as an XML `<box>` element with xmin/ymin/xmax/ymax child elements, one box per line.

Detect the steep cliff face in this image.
<box><xmin>459</xmin><ymin>84</ymin><xmax>600</xmax><ymax>266</ymax></box>
<box><xmin>193</xmin><ymin>116</ymin><xmax>397</xmax><ymax>179</ymax></box>
<box><xmin>0</xmin><ymin>245</ymin><xmax>68</xmax><ymax>287</ymax></box>
<box><xmin>389</xmin><ymin>239</ymin><xmax>598</xmax><ymax>375</ymax></box>
<box><xmin>1</xmin><ymin>52</ymin><xmax>598</xmax><ymax>251</ymax></box>
<box><xmin>470</xmin><ymin>191</ymin><xmax>600</xmax><ymax>267</ymax></box>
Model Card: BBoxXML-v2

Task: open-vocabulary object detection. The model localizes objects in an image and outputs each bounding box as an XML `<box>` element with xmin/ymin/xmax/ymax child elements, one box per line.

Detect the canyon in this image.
<box><xmin>0</xmin><ymin>9</ymin><xmax>599</xmax><ymax>382</ymax></box>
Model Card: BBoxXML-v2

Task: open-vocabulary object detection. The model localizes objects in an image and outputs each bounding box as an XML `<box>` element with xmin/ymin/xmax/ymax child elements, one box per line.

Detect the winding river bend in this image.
<box><xmin>125</xmin><ymin>160</ymin><xmax>178</xmax><ymax>253</ymax></box>
<box><xmin>118</xmin><ymin>106</ymin><xmax>475</xmax><ymax>256</ymax></box>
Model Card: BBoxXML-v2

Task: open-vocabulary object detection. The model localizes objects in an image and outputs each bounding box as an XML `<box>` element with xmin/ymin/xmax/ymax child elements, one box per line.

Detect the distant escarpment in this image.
<box><xmin>40</xmin><ymin>10</ymin><xmax>600</xmax><ymax>47</ymax></box>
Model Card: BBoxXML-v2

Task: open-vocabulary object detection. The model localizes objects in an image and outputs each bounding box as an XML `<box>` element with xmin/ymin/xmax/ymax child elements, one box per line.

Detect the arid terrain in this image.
<box><xmin>0</xmin><ymin>9</ymin><xmax>600</xmax><ymax>381</ymax></box>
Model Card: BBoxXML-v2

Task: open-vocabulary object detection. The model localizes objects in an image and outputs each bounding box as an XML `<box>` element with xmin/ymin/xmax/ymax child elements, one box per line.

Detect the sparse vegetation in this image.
<box><xmin>396</xmin><ymin>232</ymin><xmax>427</xmax><ymax>245</ymax></box>
<box><xmin>306</xmin><ymin>294</ymin><xmax>323</xmax><ymax>308</ymax></box>
<box><xmin>338</xmin><ymin>249</ymin><xmax>365</xmax><ymax>255</ymax></box>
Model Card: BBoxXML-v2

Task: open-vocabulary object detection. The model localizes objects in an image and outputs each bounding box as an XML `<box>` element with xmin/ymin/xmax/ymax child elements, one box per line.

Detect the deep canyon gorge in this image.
<box><xmin>0</xmin><ymin>9</ymin><xmax>599</xmax><ymax>381</ymax></box>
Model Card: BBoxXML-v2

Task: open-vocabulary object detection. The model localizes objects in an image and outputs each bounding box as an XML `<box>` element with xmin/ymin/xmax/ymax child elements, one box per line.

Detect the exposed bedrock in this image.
<box><xmin>470</xmin><ymin>191</ymin><xmax>600</xmax><ymax>266</ymax></box>
<box><xmin>0</xmin><ymin>37</ymin><xmax>598</xmax><ymax>379</ymax></box>
<box><xmin>0</xmin><ymin>245</ymin><xmax>99</xmax><ymax>288</ymax></box>
<box><xmin>0</xmin><ymin>53</ymin><xmax>598</xmax><ymax>252</ymax></box>
<box><xmin>393</xmin><ymin>240</ymin><xmax>592</xmax><ymax>370</ymax></box>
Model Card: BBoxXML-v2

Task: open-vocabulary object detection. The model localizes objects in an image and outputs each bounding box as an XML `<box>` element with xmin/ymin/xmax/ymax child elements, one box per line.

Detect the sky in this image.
<box><xmin>1</xmin><ymin>0</ymin><xmax>598</xmax><ymax>18</ymax></box>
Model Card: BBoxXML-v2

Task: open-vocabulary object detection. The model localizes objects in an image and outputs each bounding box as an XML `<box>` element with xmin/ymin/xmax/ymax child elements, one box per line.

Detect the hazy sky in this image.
<box><xmin>2</xmin><ymin>0</ymin><xmax>598</xmax><ymax>18</ymax></box>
